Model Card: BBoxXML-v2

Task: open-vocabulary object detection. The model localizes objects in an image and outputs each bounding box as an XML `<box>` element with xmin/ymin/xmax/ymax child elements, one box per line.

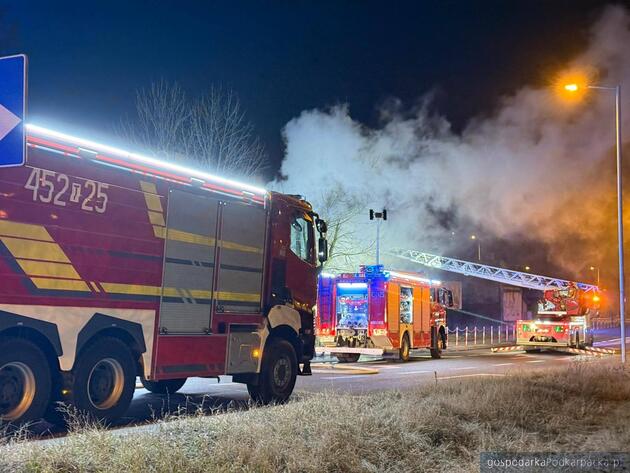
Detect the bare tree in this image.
<box><xmin>119</xmin><ymin>80</ymin><xmax>266</xmax><ymax>177</ymax></box>
<box><xmin>317</xmin><ymin>185</ymin><xmax>374</xmax><ymax>272</ymax></box>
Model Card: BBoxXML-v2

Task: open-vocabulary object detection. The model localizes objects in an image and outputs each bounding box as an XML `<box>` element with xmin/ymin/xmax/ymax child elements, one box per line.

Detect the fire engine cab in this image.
<box><xmin>316</xmin><ymin>265</ymin><xmax>452</xmax><ymax>362</ymax></box>
<box><xmin>0</xmin><ymin>125</ymin><xmax>328</xmax><ymax>425</ymax></box>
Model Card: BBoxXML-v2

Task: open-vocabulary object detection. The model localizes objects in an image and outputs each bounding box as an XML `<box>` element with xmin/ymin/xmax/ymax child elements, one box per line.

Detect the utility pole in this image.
<box><xmin>369</xmin><ymin>209</ymin><xmax>387</xmax><ymax>265</ymax></box>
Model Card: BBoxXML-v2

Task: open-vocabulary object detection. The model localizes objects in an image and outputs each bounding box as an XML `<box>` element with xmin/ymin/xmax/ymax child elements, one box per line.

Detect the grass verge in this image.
<box><xmin>1</xmin><ymin>360</ymin><xmax>629</xmax><ymax>472</ymax></box>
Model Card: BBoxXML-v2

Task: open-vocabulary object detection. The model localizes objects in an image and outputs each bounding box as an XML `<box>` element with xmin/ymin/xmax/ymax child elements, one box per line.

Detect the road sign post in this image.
<box><xmin>0</xmin><ymin>54</ymin><xmax>27</xmax><ymax>168</ymax></box>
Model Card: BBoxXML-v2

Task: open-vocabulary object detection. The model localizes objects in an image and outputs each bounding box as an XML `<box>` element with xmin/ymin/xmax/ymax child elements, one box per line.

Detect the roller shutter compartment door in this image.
<box><xmin>215</xmin><ymin>201</ymin><xmax>266</xmax><ymax>313</ymax></box>
<box><xmin>159</xmin><ymin>190</ymin><xmax>219</xmax><ymax>334</ymax></box>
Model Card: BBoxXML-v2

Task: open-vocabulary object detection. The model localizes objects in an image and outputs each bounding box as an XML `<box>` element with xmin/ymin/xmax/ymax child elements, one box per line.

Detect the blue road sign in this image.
<box><xmin>0</xmin><ymin>54</ymin><xmax>27</xmax><ymax>167</ymax></box>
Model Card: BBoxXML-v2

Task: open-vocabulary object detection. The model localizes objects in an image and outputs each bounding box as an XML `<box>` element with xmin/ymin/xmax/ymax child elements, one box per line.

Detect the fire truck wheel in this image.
<box><xmin>247</xmin><ymin>338</ymin><xmax>297</xmax><ymax>405</ymax></box>
<box><xmin>69</xmin><ymin>337</ymin><xmax>136</xmax><ymax>422</ymax></box>
<box><xmin>0</xmin><ymin>338</ymin><xmax>52</xmax><ymax>425</ymax></box>
<box><xmin>141</xmin><ymin>378</ymin><xmax>187</xmax><ymax>395</ymax></box>
<box><xmin>335</xmin><ymin>354</ymin><xmax>360</xmax><ymax>363</ymax></box>
<box><xmin>399</xmin><ymin>334</ymin><xmax>411</xmax><ymax>362</ymax></box>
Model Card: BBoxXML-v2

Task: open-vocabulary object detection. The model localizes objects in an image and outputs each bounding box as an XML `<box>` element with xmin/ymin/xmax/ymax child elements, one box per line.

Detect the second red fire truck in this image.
<box><xmin>316</xmin><ymin>265</ymin><xmax>452</xmax><ymax>362</ymax></box>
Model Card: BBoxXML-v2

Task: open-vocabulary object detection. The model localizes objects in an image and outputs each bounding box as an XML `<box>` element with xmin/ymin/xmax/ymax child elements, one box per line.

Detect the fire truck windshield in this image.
<box><xmin>336</xmin><ymin>283</ymin><xmax>368</xmax><ymax>330</ymax></box>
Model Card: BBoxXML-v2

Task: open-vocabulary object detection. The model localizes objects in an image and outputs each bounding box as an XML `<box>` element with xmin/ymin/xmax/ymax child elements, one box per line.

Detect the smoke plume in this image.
<box><xmin>274</xmin><ymin>5</ymin><xmax>630</xmax><ymax>288</ymax></box>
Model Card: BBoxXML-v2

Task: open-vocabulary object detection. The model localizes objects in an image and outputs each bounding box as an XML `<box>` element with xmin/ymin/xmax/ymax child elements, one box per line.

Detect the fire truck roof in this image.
<box><xmin>25</xmin><ymin>124</ymin><xmax>267</xmax><ymax>197</ymax></box>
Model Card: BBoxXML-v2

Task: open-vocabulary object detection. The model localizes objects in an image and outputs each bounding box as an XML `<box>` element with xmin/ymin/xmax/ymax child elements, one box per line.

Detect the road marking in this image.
<box><xmin>439</xmin><ymin>373</ymin><xmax>506</xmax><ymax>380</ymax></box>
<box><xmin>526</xmin><ymin>360</ymin><xmax>546</xmax><ymax>363</ymax></box>
<box><xmin>321</xmin><ymin>375</ymin><xmax>373</xmax><ymax>380</ymax></box>
<box><xmin>450</xmin><ymin>366</ymin><xmax>478</xmax><ymax>370</ymax></box>
<box><xmin>400</xmin><ymin>370</ymin><xmax>432</xmax><ymax>375</ymax></box>
<box><xmin>493</xmin><ymin>363</ymin><xmax>514</xmax><ymax>366</ymax></box>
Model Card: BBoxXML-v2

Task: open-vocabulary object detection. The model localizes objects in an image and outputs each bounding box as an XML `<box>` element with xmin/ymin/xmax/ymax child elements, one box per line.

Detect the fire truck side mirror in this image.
<box><xmin>318</xmin><ymin>237</ymin><xmax>328</xmax><ymax>263</ymax></box>
<box><xmin>317</xmin><ymin>219</ymin><xmax>328</xmax><ymax>234</ymax></box>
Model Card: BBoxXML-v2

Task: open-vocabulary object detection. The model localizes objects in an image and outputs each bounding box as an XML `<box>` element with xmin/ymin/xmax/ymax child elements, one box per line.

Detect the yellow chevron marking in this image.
<box><xmin>167</xmin><ymin>228</ymin><xmax>215</xmax><ymax>246</ymax></box>
<box><xmin>215</xmin><ymin>291</ymin><xmax>261</xmax><ymax>303</ymax></box>
<box><xmin>153</xmin><ymin>226</ymin><xmax>166</xmax><ymax>239</ymax></box>
<box><xmin>219</xmin><ymin>240</ymin><xmax>263</xmax><ymax>254</ymax></box>
<box><xmin>138</xmin><ymin>181</ymin><xmax>262</xmax><ymax>253</ymax></box>
<box><xmin>100</xmin><ymin>283</ymin><xmax>162</xmax><ymax>296</ymax></box>
<box><xmin>140</xmin><ymin>181</ymin><xmax>163</xmax><ymax>212</ymax></box>
<box><xmin>0</xmin><ymin>220</ymin><xmax>54</xmax><ymax>242</ymax></box>
<box><xmin>16</xmin><ymin>259</ymin><xmax>82</xmax><ymax>279</ymax></box>
<box><xmin>1</xmin><ymin>237</ymin><xmax>72</xmax><ymax>263</ymax></box>
<box><xmin>148</xmin><ymin>211</ymin><xmax>166</xmax><ymax>227</ymax></box>
<box><xmin>99</xmin><ymin>283</ymin><xmax>258</xmax><ymax>303</ymax></box>
<box><xmin>140</xmin><ymin>181</ymin><xmax>165</xmax><ymax>239</ymax></box>
<box><xmin>30</xmin><ymin>277</ymin><xmax>91</xmax><ymax>292</ymax></box>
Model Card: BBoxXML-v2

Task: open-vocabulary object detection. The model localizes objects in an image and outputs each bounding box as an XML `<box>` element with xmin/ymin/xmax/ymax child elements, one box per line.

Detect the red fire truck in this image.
<box><xmin>0</xmin><ymin>125</ymin><xmax>328</xmax><ymax>424</ymax></box>
<box><xmin>315</xmin><ymin>265</ymin><xmax>451</xmax><ymax>362</ymax></box>
<box><xmin>516</xmin><ymin>284</ymin><xmax>599</xmax><ymax>350</ymax></box>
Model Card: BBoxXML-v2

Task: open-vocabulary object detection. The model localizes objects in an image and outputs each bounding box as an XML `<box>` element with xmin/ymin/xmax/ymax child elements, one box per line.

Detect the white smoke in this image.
<box><xmin>274</xmin><ymin>5</ymin><xmax>630</xmax><ymax>282</ymax></box>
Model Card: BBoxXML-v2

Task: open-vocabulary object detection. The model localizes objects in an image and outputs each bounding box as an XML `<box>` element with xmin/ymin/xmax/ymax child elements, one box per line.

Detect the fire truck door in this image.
<box><xmin>159</xmin><ymin>190</ymin><xmax>219</xmax><ymax>334</ymax></box>
<box><xmin>386</xmin><ymin>283</ymin><xmax>400</xmax><ymax>342</ymax></box>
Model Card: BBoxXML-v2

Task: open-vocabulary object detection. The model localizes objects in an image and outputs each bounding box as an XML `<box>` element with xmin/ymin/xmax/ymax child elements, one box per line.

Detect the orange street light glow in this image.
<box><xmin>593</xmin><ymin>294</ymin><xmax>601</xmax><ymax>303</ymax></box>
<box><xmin>564</xmin><ymin>83</ymin><xmax>579</xmax><ymax>92</ymax></box>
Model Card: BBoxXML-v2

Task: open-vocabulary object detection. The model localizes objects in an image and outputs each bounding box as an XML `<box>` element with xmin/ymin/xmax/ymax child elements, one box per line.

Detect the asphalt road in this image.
<box><xmin>119</xmin><ymin>348</ymin><xmax>587</xmax><ymax>425</ymax></box>
<box><xmin>23</xmin><ymin>345</ymin><xmax>617</xmax><ymax>440</ymax></box>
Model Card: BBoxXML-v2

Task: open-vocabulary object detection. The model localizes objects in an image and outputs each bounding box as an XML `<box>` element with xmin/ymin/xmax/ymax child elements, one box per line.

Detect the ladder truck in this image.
<box><xmin>388</xmin><ymin>249</ymin><xmax>601</xmax><ymax>351</ymax></box>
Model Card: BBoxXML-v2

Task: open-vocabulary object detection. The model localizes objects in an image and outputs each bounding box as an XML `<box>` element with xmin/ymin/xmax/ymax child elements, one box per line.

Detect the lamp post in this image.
<box><xmin>369</xmin><ymin>209</ymin><xmax>387</xmax><ymax>265</ymax></box>
<box><xmin>564</xmin><ymin>82</ymin><xmax>625</xmax><ymax>363</ymax></box>
<box><xmin>590</xmin><ymin>266</ymin><xmax>601</xmax><ymax>287</ymax></box>
<box><xmin>470</xmin><ymin>234</ymin><xmax>481</xmax><ymax>261</ymax></box>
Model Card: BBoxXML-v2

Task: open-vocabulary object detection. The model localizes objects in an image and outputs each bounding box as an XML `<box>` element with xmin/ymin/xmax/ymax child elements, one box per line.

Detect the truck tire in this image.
<box><xmin>399</xmin><ymin>334</ymin><xmax>411</xmax><ymax>362</ymax></box>
<box><xmin>430</xmin><ymin>326</ymin><xmax>442</xmax><ymax>359</ymax></box>
<box><xmin>247</xmin><ymin>338</ymin><xmax>297</xmax><ymax>405</ymax></box>
<box><xmin>336</xmin><ymin>354</ymin><xmax>360</xmax><ymax>363</ymax></box>
<box><xmin>0</xmin><ymin>338</ymin><xmax>52</xmax><ymax>425</ymax></box>
<box><xmin>69</xmin><ymin>337</ymin><xmax>136</xmax><ymax>423</ymax></box>
<box><xmin>141</xmin><ymin>378</ymin><xmax>187</xmax><ymax>395</ymax></box>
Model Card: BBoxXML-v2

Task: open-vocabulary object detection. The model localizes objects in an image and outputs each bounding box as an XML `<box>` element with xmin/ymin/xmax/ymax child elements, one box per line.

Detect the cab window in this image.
<box><xmin>290</xmin><ymin>214</ymin><xmax>314</xmax><ymax>263</ymax></box>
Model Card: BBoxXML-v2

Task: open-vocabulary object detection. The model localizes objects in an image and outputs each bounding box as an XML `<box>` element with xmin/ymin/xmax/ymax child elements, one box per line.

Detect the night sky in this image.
<box><xmin>2</xmin><ymin>0</ymin><xmax>621</xmax><ymax>179</ymax></box>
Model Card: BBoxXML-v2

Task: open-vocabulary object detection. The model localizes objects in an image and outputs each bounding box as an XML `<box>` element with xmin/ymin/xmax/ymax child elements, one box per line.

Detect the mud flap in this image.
<box><xmin>299</xmin><ymin>360</ymin><xmax>312</xmax><ymax>376</ymax></box>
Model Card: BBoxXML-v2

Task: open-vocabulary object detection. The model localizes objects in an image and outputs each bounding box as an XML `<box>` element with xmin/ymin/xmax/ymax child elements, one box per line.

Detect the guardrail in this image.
<box><xmin>446</xmin><ymin>325</ymin><xmax>516</xmax><ymax>348</ymax></box>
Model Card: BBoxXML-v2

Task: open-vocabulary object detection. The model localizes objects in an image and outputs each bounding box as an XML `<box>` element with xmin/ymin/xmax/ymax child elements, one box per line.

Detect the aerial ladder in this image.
<box><xmin>387</xmin><ymin>249</ymin><xmax>615</xmax><ymax>355</ymax></box>
<box><xmin>388</xmin><ymin>248</ymin><xmax>598</xmax><ymax>292</ymax></box>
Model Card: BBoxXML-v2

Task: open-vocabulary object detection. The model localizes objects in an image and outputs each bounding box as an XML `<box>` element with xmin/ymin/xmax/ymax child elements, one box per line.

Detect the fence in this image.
<box><xmin>591</xmin><ymin>319</ymin><xmax>621</xmax><ymax>330</ymax></box>
<box><xmin>446</xmin><ymin>325</ymin><xmax>516</xmax><ymax>348</ymax></box>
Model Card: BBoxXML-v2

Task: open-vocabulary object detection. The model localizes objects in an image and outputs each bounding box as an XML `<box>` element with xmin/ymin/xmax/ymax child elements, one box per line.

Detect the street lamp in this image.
<box><xmin>470</xmin><ymin>234</ymin><xmax>481</xmax><ymax>261</ymax></box>
<box><xmin>525</xmin><ymin>266</ymin><xmax>531</xmax><ymax>271</ymax></box>
<box><xmin>564</xmin><ymin>81</ymin><xmax>625</xmax><ymax>363</ymax></box>
<box><xmin>590</xmin><ymin>265</ymin><xmax>601</xmax><ymax>287</ymax></box>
